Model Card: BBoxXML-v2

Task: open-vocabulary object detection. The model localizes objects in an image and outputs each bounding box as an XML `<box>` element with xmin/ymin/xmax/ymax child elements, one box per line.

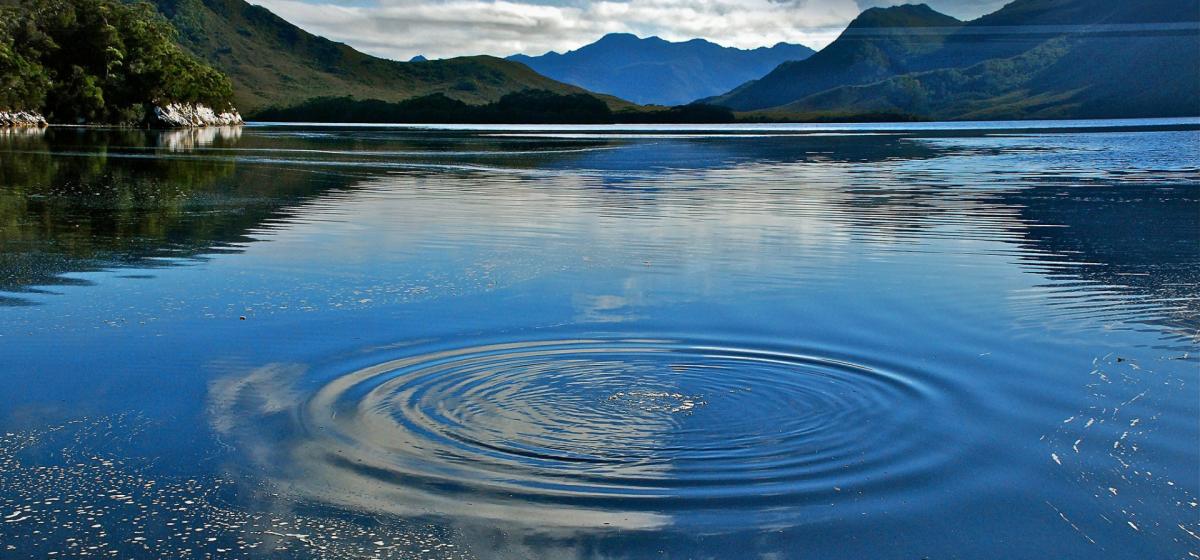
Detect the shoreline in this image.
<box><xmin>239</xmin><ymin>116</ymin><xmax>1200</xmax><ymax>132</ymax></box>
<box><xmin>11</xmin><ymin>115</ymin><xmax>1198</xmax><ymax>132</ymax></box>
<box><xmin>0</xmin><ymin>111</ymin><xmax>48</xmax><ymax>128</ymax></box>
<box><xmin>0</xmin><ymin>103</ymin><xmax>243</xmax><ymax>130</ymax></box>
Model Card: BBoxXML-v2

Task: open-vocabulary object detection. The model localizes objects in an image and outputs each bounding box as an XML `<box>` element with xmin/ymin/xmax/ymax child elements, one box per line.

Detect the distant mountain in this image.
<box><xmin>141</xmin><ymin>0</ymin><xmax>615</xmax><ymax>112</ymax></box>
<box><xmin>508</xmin><ymin>33</ymin><xmax>814</xmax><ymax>106</ymax></box>
<box><xmin>710</xmin><ymin>0</ymin><xmax>1200</xmax><ymax>120</ymax></box>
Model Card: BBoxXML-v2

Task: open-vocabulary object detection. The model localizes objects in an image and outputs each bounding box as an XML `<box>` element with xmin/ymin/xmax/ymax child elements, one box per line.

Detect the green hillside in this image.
<box><xmin>144</xmin><ymin>0</ymin><xmax>620</xmax><ymax>113</ymax></box>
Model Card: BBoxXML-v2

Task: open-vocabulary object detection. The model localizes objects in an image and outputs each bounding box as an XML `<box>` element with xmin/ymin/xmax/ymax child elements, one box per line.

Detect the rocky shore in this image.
<box><xmin>0</xmin><ymin>111</ymin><xmax>49</xmax><ymax>128</ymax></box>
<box><xmin>151</xmin><ymin>103</ymin><xmax>244</xmax><ymax>128</ymax></box>
<box><xmin>1</xmin><ymin>104</ymin><xmax>243</xmax><ymax>129</ymax></box>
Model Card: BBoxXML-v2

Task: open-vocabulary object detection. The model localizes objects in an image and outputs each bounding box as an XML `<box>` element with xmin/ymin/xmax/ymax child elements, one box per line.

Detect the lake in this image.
<box><xmin>0</xmin><ymin>119</ymin><xmax>1197</xmax><ymax>559</ymax></box>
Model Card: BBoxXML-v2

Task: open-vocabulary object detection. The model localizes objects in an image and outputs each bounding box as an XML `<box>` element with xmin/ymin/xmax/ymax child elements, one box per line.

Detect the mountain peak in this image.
<box><xmin>595</xmin><ymin>32</ymin><xmax>644</xmax><ymax>44</ymax></box>
<box><xmin>706</xmin><ymin>3</ymin><xmax>962</xmax><ymax>111</ymax></box>
<box><xmin>848</xmin><ymin>3</ymin><xmax>961</xmax><ymax>29</ymax></box>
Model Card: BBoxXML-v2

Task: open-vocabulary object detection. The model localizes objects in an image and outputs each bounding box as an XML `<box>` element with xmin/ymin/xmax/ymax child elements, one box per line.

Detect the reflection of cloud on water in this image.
<box><xmin>573</xmin><ymin>276</ymin><xmax>648</xmax><ymax>323</ymax></box>
<box><xmin>574</xmin><ymin>293</ymin><xmax>636</xmax><ymax>323</ymax></box>
<box><xmin>207</xmin><ymin>359</ymin><xmax>671</xmax><ymax>532</ymax></box>
<box><xmin>207</xmin><ymin>363</ymin><xmax>308</xmax><ymax>466</ymax></box>
<box><xmin>157</xmin><ymin>126</ymin><xmax>243</xmax><ymax>152</ymax></box>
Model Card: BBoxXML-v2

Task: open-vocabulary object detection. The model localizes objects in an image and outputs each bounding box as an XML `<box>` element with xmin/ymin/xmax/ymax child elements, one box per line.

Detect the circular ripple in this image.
<box><xmin>294</xmin><ymin>339</ymin><xmax>955</xmax><ymax>524</ymax></box>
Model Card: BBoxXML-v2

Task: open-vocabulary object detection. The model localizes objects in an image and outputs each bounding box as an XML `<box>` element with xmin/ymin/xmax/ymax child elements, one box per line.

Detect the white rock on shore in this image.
<box><xmin>151</xmin><ymin>103</ymin><xmax>244</xmax><ymax>128</ymax></box>
<box><xmin>0</xmin><ymin>110</ymin><xmax>49</xmax><ymax>128</ymax></box>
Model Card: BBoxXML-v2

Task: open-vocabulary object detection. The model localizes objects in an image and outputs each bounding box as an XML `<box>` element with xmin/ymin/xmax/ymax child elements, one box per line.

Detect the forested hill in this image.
<box><xmin>142</xmin><ymin>0</ymin><xmax>617</xmax><ymax>113</ymax></box>
<box><xmin>0</xmin><ymin>0</ymin><xmax>234</xmax><ymax>124</ymax></box>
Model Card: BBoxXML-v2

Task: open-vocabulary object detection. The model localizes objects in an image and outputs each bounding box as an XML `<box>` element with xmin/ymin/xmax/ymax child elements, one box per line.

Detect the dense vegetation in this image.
<box><xmin>143</xmin><ymin>0</ymin><xmax>625</xmax><ymax>113</ymax></box>
<box><xmin>614</xmin><ymin>103</ymin><xmax>736</xmax><ymax>124</ymax></box>
<box><xmin>0</xmin><ymin>0</ymin><xmax>234</xmax><ymax>124</ymax></box>
<box><xmin>254</xmin><ymin>91</ymin><xmax>736</xmax><ymax>124</ymax></box>
<box><xmin>709</xmin><ymin>0</ymin><xmax>1200</xmax><ymax>120</ymax></box>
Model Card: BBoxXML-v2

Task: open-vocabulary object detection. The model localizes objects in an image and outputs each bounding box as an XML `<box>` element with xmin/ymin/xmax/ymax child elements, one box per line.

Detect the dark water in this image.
<box><xmin>0</xmin><ymin>120</ymin><xmax>1197</xmax><ymax>559</ymax></box>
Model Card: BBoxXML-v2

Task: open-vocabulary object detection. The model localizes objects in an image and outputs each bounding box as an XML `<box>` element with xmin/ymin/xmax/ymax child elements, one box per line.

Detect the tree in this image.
<box><xmin>2</xmin><ymin>0</ymin><xmax>234</xmax><ymax>123</ymax></box>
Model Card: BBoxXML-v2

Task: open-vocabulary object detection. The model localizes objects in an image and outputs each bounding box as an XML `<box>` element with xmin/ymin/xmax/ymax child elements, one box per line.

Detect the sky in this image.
<box><xmin>249</xmin><ymin>0</ymin><xmax>1011</xmax><ymax>61</ymax></box>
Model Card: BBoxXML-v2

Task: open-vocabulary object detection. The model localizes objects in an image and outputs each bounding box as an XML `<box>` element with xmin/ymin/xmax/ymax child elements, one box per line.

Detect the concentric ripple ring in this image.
<box><xmin>291</xmin><ymin>338</ymin><xmax>961</xmax><ymax>526</ymax></box>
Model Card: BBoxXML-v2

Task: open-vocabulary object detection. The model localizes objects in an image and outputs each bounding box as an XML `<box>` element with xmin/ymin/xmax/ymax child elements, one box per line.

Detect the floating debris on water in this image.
<box><xmin>606</xmin><ymin>389</ymin><xmax>707</xmax><ymax>414</ymax></box>
<box><xmin>1042</xmin><ymin>353</ymin><xmax>1199</xmax><ymax>551</ymax></box>
<box><xmin>0</xmin><ymin>415</ymin><xmax>473</xmax><ymax>559</ymax></box>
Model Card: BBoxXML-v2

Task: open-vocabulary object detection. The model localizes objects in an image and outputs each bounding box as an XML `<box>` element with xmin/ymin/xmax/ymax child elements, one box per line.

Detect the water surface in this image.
<box><xmin>0</xmin><ymin>120</ymin><xmax>1197</xmax><ymax>558</ymax></box>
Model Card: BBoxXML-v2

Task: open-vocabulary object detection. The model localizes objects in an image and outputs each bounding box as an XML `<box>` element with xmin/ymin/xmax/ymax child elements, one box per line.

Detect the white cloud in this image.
<box><xmin>249</xmin><ymin>0</ymin><xmax>1006</xmax><ymax>61</ymax></box>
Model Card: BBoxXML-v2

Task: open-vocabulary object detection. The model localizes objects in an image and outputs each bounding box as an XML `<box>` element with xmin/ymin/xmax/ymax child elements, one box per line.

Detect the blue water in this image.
<box><xmin>0</xmin><ymin>120</ymin><xmax>1197</xmax><ymax>558</ymax></box>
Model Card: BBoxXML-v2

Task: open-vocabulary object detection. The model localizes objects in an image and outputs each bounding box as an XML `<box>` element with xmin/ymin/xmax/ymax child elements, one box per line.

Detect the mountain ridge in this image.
<box><xmin>509</xmin><ymin>33</ymin><xmax>814</xmax><ymax>106</ymax></box>
<box><xmin>142</xmin><ymin>0</ymin><xmax>621</xmax><ymax>112</ymax></box>
<box><xmin>710</xmin><ymin>0</ymin><xmax>1200</xmax><ymax>120</ymax></box>
<box><xmin>706</xmin><ymin>4</ymin><xmax>963</xmax><ymax>111</ymax></box>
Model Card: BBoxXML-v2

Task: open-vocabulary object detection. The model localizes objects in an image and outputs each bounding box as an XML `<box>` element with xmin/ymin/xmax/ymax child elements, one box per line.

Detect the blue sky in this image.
<box><xmin>250</xmin><ymin>0</ymin><xmax>1010</xmax><ymax>60</ymax></box>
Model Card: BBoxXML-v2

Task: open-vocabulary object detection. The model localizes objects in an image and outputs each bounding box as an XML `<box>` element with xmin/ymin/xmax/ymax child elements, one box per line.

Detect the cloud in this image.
<box><xmin>249</xmin><ymin>0</ymin><xmax>1009</xmax><ymax>61</ymax></box>
<box><xmin>247</xmin><ymin>0</ymin><xmax>830</xmax><ymax>60</ymax></box>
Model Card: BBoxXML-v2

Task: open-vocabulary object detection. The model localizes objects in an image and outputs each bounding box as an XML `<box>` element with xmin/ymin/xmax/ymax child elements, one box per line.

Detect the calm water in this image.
<box><xmin>0</xmin><ymin>120</ymin><xmax>1197</xmax><ymax>559</ymax></box>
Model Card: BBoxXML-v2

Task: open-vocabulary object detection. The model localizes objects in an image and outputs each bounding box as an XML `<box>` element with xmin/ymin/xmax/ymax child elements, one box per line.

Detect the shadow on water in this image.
<box><xmin>1006</xmin><ymin>182</ymin><xmax>1200</xmax><ymax>342</ymax></box>
<box><xmin>0</xmin><ymin>127</ymin><xmax>358</xmax><ymax>304</ymax></box>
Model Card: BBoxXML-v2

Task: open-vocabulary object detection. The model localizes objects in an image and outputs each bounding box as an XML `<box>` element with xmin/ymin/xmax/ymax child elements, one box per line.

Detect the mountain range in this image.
<box><xmin>6</xmin><ymin>0</ymin><xmax>1196</xmax><ymax>123</ymax></box>
<box><xmin>707</xmin><ymin>0</ymin><xmax>1200</xmax><ymax>120</ymax></box>
<box><xmin>508</xmin><ymin>34</ymin><xmax>814</xmax><ymax>106</ymax></box>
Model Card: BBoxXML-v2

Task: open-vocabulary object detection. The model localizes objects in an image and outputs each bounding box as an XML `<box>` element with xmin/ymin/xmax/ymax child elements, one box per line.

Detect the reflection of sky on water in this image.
<box><xmin>208</xmin><ymin>351</ymin><xmax>675</xmax><ymax>531</ymax></box>
<box><xmin>0</xmin><ymin>120</ymin><xmax>1197</xmax><ymax>558</ymax></box>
